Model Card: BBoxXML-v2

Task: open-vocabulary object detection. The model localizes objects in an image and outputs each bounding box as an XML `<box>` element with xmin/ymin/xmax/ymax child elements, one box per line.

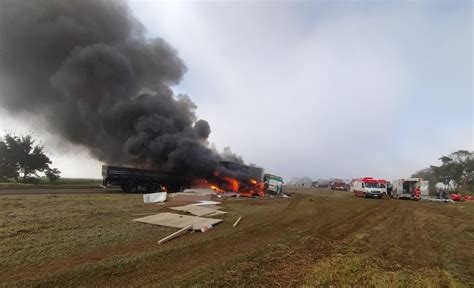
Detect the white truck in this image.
<box><xmin>391</xmin><ymin>178</ymin><xmax>429</xmax><ymax>200</ymax></box>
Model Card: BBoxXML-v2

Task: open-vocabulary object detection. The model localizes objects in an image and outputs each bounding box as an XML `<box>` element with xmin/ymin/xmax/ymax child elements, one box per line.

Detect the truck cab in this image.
<box><xmin>264</xmin><ymin>174</ymin><xmax>284</xmax><ymax>195</ymax></box>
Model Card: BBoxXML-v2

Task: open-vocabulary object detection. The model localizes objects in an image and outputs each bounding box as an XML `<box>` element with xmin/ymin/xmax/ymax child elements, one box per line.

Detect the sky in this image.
<box><xmin>0</xmin><ymin>0</ymin><xmax>472</xmax><ymax>181</ymax></box>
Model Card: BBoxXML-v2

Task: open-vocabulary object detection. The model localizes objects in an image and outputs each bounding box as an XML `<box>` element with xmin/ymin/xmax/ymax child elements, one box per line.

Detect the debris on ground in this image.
<box><xmin>233</xmin><ymin>216</ymin><xmax>242</xmax><ymax>227</ymax></box>
<box><xmin>158</xmin><ymin>225</ymin><xmax>192</xmax><ymax>244</ymax></box>
<box><xmin>133</xmin><ymin>212</ymin><xmax>223</xmax><ymax>231</ymax></box>
<box><xmin>143</xmin><ymin>192</ymin><xmax>167</xmax><ymax>203</ymax></box>
<box><xmin>182</xmin><ymin>188</ymin><xmax>217</xmax><ymax>195</ymax></box>
<box><xmin>422</xmin><ymin>197</ymin><xmax>455</xmax><ymax>203</ymax></box>
<box><xmin>200</xmin><ymin>224</ymin><xmax>213</xmax><ymax>232</ymax></box>
<box><xmin>189</xmin><ymin>200</ymin><xmax>221</xmax><ymax>206</ymax></box>
<box><xmin>450</xmin><ymin>194</ymin><xmax>474</xmax><ymax>201</ymax></box>
<box><xmin>216</xmin><ymin>192</ymin><xmax>239</xmax><ymax>198</ymax></box>
<box><xmin>170</xmin><ymin>205</ymin><xmax>227</xmax><ymax>217</ymax></box>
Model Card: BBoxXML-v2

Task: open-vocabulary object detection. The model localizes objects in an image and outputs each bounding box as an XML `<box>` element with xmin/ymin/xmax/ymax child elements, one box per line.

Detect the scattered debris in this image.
<box><xmin>170</xmin><ymin>205</ymin><xmax>227</xmax><ymax>217</ymax></box>
<box><xmin>182</xmin><ymin>188</ymin><xmax>217</xmax><ymax>195</ymax></box>
<box><xmin>168</xmin><ymin>193</ymin><xmax>213</xmax><ymax>203</ymax></box>
<box><xmin>464</xmin><ymin>195</ymin><xmax>474</xmax><ymax>201</ymax></box>
<box><xmin>189</xmin><ymin>200</ymin><xmax>221</xmax><ymax>206</ymax></box>
<box><xmin>217</xmin><ymin>192</ymin><xmax>239</xmax><ymax>198</ymax></box>
<box><xmin>143</xmin><ymin>192</ymin><xmax>167</xmax><ymax>203</ymax></box>
<box><xmin>158</xmin><ymin>225</ymin><xmax>192</xmax><ymax>244</ymax></box>
<box><xmin>133</xmin><ymin>212</ymin><xmax>222</xmax><ymax>231</ymax></box>
<box><xmin>422</xmin><ymin>197</ymin><xmax>455</xmax><ymax>203</ymax></box>
<box><xmin>200</xmin><ymin>224</ymin><xmax>213</xmax><ymax>232</ymax></box>
<box><xmin>131</xmin><ymin>212</ymin><xmax>162</xmax><ymax>216</ymax></box>
<box><xmin>233</xmin><ymin>216</ymin><xmax>242</xmax><ymax>227</ymax></box>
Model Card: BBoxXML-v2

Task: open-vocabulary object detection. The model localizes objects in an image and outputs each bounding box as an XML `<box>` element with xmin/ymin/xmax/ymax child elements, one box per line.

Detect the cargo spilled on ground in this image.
<box><xmin>1</xmin><ymin>188</ymin><xmax>473</xmax><ymax>286</ymax></box>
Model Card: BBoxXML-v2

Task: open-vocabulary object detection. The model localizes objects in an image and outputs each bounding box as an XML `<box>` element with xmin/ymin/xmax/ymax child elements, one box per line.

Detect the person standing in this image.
<box><xmin>415</xmin><ymin>185</ymin><xmax>421</xmax><ymax>201</ymax></box>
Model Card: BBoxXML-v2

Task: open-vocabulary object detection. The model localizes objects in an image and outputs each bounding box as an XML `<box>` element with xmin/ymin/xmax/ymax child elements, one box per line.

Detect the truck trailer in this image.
<box><xmin>101</xmin><ymin>165</ymin><xmax>192</xmax><ymax>193</ymax></box>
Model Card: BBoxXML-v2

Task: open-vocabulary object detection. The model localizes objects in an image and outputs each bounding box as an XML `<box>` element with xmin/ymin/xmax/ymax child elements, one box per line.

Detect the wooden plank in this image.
<box><xmin>233</xmin><ymin>216</ymin><xmax>242</xmax><ymax>227</ymax></box>
<box><xmin>158</xmin><ymin>225</ymin><xmax>192</xmax><ymax>244</ymax></box>
<box><xmin>133</xmin><ymin>212</ymin><xmax>223</xmax><ymax>231</ymax></box>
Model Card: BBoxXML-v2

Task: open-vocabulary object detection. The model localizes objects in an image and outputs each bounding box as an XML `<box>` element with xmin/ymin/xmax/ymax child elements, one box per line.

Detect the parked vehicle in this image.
<box><xmin>391</xmin><ymin>178</ymin><xmax>429</xmax><ymax>200</ymax></box>
<box><xmin>350</xmin><ymin>177</ymin><xmax>383</xmax><ymax>198</ymax></box>
<box><xmin>378</xmin><ymin>179</ymin><xmax>388</xmax><ymax>195</ymax></box>
<box><xmin>101</xmin><ymin>165</ymin><xmax>192</xmax><ymax>193</ymax></box>
<box><xmin>329</xmin><ymin>178</ymin><xmax>348</xmax><ymax>191</ymax></box>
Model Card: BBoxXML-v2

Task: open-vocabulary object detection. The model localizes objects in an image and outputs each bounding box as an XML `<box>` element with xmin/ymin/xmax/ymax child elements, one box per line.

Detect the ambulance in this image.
<box><xmin>350</xmin><ymin>177</ymin><xmax>384</xmax><ymax>198</ymax></box>
<box><xmin>378</xmin><ymin>179</ymin><xmax>388</xmax><ymax>195</ymax></box>
<box><xmin>391</xmin><ymin>178</ymin><xmax>429</xmax><ymax>200</ymax></box>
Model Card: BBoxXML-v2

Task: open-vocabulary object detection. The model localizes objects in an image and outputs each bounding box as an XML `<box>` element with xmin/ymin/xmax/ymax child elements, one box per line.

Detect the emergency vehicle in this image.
<box><xmin>378</xmin><ymin>179</ymin><xmax>388</xmax><ymax>195</ymax></box>
<box><xmin>350</xmin><ymin>177</ymin><xmax>384</xmax><ymax>198</ymax></box>
<box><xmin>391</xmin><ymin>178</ymin><xmax>429</xmax><ymax>200</ymax></box>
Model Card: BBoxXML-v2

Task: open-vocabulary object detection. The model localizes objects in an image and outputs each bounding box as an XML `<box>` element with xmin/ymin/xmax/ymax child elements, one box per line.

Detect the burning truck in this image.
<box><xmin>0</xmin><ymin>0</ymin><xmax>280</xmax><ymax>197</ymax></box>
<box><xmin>102</xmin><ymin>161</ymin><xmax>270</xmax><ymax>197</ymax></box>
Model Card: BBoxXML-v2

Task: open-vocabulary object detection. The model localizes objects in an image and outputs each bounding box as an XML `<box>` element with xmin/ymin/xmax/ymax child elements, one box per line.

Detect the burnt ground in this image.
<box><xmin>0</xmin><ymin>188</ymin><xmax>473</xmax><ymax>286</ymax></box>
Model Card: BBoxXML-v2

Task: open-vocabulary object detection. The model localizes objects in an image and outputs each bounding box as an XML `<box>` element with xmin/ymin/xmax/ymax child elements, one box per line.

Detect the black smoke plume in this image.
<box><xmin>0</xmin><ymin>0</ymin><xmax>249</xmax><ymax>180</ymax></box>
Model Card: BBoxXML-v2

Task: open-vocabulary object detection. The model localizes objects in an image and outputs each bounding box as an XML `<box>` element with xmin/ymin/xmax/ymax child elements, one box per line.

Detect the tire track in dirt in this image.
<box><xmin>263</xmin><ymin>198</ymin><xmax>393</xmax><ymax>286</ymax></box>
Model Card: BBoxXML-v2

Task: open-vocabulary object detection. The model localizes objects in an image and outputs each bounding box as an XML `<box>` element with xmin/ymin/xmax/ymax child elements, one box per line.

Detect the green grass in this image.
<box><xmin>0</xmin><ymin>178</ymin><xmax>102</xmax><ymax>189</ymax></box>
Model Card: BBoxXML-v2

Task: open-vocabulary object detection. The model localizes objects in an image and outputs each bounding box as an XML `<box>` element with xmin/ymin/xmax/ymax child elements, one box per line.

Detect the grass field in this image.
<box><xmin>0</xmin><ymin>178</ymin><xmax>102</xmax><ymax>189</ymax></box>
<box><xmin>1</xmin><ymin>188</ymin><xmax>473</xmax><ymax>286</ymax></box>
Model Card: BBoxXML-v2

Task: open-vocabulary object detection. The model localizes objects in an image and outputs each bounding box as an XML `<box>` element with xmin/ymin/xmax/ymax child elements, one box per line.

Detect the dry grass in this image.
<box><xmin>0</xmin><ymin>178</ymin><xmax>102</xmax><ymax>189</ymax></box>
<box><xmin>0</xmin><ymin>188</ymin><xmax>473</xmax><ymax>286</ymax></box>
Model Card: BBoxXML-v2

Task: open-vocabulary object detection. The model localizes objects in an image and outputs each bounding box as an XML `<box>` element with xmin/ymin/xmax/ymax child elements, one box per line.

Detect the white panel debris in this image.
<box><xmin>143</xmin><ymin>192</ymin><xmax>167</xmax><ymax>203</ymax></box>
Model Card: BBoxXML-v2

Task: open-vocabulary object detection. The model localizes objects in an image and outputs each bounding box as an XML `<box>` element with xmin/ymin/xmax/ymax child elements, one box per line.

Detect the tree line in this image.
<box><xmin>412</xmin><ymin>150</ymin><xmax>474</xmax><ymax>192</ymax></box>
<box><xmin>0</xmin><ymin>133</ymin><xmax>61</xmax><ymax>183</ymax></box>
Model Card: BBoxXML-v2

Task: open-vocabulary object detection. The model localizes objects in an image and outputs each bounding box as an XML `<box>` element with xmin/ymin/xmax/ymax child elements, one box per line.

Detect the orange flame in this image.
<box><xmin>192</xmin><ymin>175</ymin><xmax>265</xmax><ymax>197</ymax></box>
<box><xmin>224</xmin><ymin>177</ymin><xmax>240</xmax><ymax>192</ymax></box>
<box><xmin>210</xmin><ymin>185</ymin><xmax>224</xmax><ymax>193</ymax></box>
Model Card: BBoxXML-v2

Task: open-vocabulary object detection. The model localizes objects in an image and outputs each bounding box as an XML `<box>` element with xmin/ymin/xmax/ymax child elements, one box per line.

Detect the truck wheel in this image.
<box><xmin>123</xmin><ymin>182</ymin><xmax>138</xmax><ymax>193</ymax></box>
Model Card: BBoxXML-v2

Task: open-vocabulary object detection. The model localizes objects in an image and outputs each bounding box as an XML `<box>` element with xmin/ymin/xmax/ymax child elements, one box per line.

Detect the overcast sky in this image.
<box><xmin>1</xmin><ymin>0</ymin><xmax>472</xmax><ymax>181</ymax></box>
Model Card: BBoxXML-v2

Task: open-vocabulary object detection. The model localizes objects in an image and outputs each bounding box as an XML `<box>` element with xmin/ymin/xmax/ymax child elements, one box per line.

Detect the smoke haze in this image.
<box><xmin>0</xmin><ymin>0</ymin><xmax>244</xmax><ymax>179</ymax></box>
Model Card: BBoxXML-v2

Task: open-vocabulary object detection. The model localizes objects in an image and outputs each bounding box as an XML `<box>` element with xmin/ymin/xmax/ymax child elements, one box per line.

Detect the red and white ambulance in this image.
<box><xmin>378</xmin><ymin>179</ymin><xmax>388</xmax><ymax>195</ymax></box>
<box><xmin>350</xmin><ymin>177</ymin><xmax>384</xmax><ymax>198</ymax></box>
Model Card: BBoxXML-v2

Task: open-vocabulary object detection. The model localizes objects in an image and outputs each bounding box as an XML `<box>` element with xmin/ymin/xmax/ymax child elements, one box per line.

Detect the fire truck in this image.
<box><xmin>350</xmin><ymin>177</ymin><xmax>384</xmax><ymax>198</ymax></box>
<box><xmin>391</xmin><ymin>178</ymin><xmax>429</xmax><ymax>200</ymax></box>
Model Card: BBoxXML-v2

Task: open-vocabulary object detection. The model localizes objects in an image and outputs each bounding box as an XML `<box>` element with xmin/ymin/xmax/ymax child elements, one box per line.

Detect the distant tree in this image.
<box><xmin>430</xmin><ymin>150</ymin><xmax>473</xmax><ymax>192</ymax></box>
<box><xmin>0</xmin><ymin>133</ymin><xmax>61</xmax><ymax>183</ymax></box>
<box><xmin>0</xmin><ymin>140</ymin><xmax>18</xmax><ymax>181</ymax></box>
<box><xmin>45</xmin><ymin>168</ymin><xmax>61</xmax><ymax>183</ymax></box>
